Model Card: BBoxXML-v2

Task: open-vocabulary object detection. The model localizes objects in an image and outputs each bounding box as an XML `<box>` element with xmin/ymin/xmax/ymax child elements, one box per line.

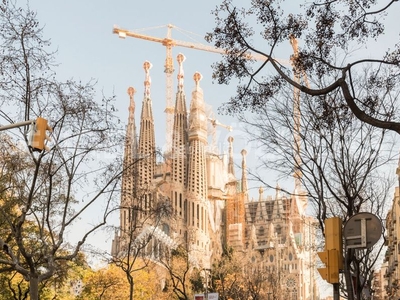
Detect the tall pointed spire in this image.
<box><xmin>187</xmin><ymin>72</ymin><xmax>210</xmax><ymax>265</ymax></box>
<box><xmin>138</xmin><ymin>61</ymin><xmax>156</xmax><ymax>192</ymax></box>
<box><xmin>228</xmin><ymin>136</ymin><xmax>235</xmax><ymax>177</ymax></box>
<box><xmin>122</xmin><ymin>87</ymin><xmax>138</xmax><ymax>200</ymax></box>
<box><xmin>177</xmin><ymin>53</ymin><xmax>185</xmax><ymax>92</ymax></box>
<box><xmin>171</xmin><ymin>54</ymin><xmax>188</xmax><ymax>187</ymax></box>
<box><xmin>141</xmin><ymin>61</ymin><xmax>153</xmax><ymax>121</ymax></box>
<box><xmin>113</xmin><ymin>87</ymin><xmax>138</xmax><ymax>256</ymax></box>
<box><xmin>187</xmin><ymin>72</ymin><xmax>207</xmax><ymax>198</ymax></box>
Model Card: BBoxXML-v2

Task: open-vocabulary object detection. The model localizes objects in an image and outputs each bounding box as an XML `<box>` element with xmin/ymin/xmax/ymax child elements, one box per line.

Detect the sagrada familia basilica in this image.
<box><xmin>111</xmin><ymin>54</ymin><xmax>318</xmax><ymax>299</ymax></box>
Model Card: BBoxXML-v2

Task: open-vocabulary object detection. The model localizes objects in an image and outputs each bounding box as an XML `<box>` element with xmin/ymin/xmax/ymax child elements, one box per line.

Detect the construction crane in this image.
<box><xmin>112</xmin><ymin>24</ymin><xmax>290</xmax><ymax>154</ymax></box>
<box><xmin>208</xmin><ymin>117</ymin><xmax>233</xmax><ymax>153</ymax></box>
<box><xmin>289</xmin><ymin>34</ymin><xmax>310</xmax><ymax>192</ymax></box>
<box><xmin>113</xmin><ymin>25</ymin><xmax>308</xmax><ymax>193</ymax></box>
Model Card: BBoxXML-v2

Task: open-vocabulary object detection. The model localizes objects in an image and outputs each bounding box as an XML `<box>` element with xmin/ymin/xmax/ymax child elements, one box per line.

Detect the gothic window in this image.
<box><xmin>258</xmin><ymin>226</ymin><xmax>265</xmax><ymax>236</ymax></box>
<box><xmin>197</xmin><ymin>204</ymin><xmax>199</xmax><ymax>227</ymax></box>
<box><xmin>266</xmin><ymin>202</ymin><xmax>273</xmax><ymax>219</ymax></box>
<box><xmin>192</xmin><ymin>203</ymin><xmax>195</xmax><ymax>226</ymax></box>
<box><xmin>179</xmin><ymin>194</ymin><xmax>182</xmax><ymax>216</ymax></box>
<box><xmin>162</xmin><ymin>224</ymin><xmax>170</xmax><ymax>235</ymax></box>
<box><xmin>201</xmin><ymin>207</ymin><xmax>204</xmax><ymax>230</ymax></box>
<box><xmin>184</xmin><ymin>200</ymin><xmax>187</xmax><ymax>222</ymax></box>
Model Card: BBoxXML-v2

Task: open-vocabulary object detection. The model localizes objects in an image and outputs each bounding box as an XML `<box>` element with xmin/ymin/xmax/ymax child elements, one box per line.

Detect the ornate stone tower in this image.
<box><xmin>186</xmin><ymin>72</ymin><xmax>210</xmax><ymax>266</ymax></box>
<box><xmin>112</xmin><ymin>55</ymin><xmax>317</xmax><ymax>299</ymax></box>
<box><xmin>111</xmin><ymin>87</ymin><xmax>138</xmax><ymax>256</ymax></box>
<box><xmin>170</xmin><ymin>54</ymin><xmax>189</xmax><ymax>240</ymax></box>
<box><xmin>137</xmin><ymin>61</ymin><xmax>156</xmax><ymax>218</ymax></box>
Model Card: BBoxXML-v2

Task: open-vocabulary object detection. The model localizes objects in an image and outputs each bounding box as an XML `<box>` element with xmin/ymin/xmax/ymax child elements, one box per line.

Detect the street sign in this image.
<box><xmin>343</xmin><ymin>212</ymin><xmax>382</xmax><ymax>249</ymax></box>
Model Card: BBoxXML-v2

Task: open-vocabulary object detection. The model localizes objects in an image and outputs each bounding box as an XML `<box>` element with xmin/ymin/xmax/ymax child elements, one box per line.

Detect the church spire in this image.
<box><xmin>187</xmin><ymin>72</ymin><xmax>208</xmax><ymax>198</ymax></box>
<box><xmin>228</xmin><ymin>136</ymin><xmax>235</xmax><ymax>177</ymax></box>
<box><xmin>115</xmin><ymin>87</ymin><xmax>139</xmax><ymax>256</ymax></box>
<box><xmin>126</xmin><ymin>86</ymin><xmax>138</xmax><ymax>188</ymax></box>
<box><xmin>138</xmin><ymin>61</ymin><xmax>156</xmax><ymax>191</ymax></box>
<box><xmin>186</xmin><ymin>72</ymin><xmax>210</xmax><ymax>262</ymax></box>
<box><xmin>171</xmin><ymin>53</ymin><xmax>188</xmax><ymax>186</ymax></box>
<box><xmin>177</xmin><ymin>53</ymin><xmax>185</xmax><ymax>92</ymax></box>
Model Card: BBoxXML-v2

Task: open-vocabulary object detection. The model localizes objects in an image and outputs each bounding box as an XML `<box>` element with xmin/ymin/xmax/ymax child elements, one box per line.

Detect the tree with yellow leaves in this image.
<box><xmin>79</xmin><ymin>263</ymin><xmax>165</xmax><ymax>300</ymax></box>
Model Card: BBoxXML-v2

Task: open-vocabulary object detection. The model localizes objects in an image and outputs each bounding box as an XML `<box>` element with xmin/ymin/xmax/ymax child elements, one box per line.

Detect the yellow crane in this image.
<box><xmin>112</xmin><ymin>24</ymin><xmax>290</xmax><ymax>154</ymax></box>
<box><xmin>113</xmin><ymin>23</ymin><xmax>310</xmax><ymax>207</ymax></box>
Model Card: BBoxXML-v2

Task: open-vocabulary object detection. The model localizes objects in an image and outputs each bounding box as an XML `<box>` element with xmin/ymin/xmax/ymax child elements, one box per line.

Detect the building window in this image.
<box><xmin>259</xmin><ymin>226</ymin><xmax>265</xmax><ymax>236</ymax></box>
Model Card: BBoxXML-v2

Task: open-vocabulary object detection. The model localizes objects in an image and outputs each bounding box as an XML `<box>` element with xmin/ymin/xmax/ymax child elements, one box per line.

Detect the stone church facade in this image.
<box><xmin>111</xmin><ymin>55</ymin><xmax>318</xmax><ymax>299</ymax></box>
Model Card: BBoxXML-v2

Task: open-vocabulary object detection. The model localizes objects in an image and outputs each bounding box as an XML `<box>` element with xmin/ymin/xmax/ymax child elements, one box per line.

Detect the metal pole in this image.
<box><xmin>0</xmin><ymin>120</ymin><xmax>34</xmax><ymax>131</ymax></box>
<box><xmin>345</xmin><ymin>247</ymin><xmax>355</xmax><ymax>300</ymax></box>
<box><xmin>333</xmin><ymin>283</ymin><xmax>340</xmax><ymax>300</ymax></box>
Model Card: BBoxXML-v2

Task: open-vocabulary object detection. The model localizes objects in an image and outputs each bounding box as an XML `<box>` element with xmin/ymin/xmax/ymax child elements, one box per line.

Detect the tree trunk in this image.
<box><xmin>29</xmin><ymin>274</ymin><xmax>39</xmax><ymax>300</ymax></box>
<box><xmin>128</xmin><ymin>275</ymin><xmax>134</xmax><ymax>300</ymax></box>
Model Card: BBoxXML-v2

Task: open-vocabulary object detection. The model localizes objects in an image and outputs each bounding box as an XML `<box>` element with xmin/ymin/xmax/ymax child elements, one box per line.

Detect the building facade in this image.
<box><xmin>381</xmin><ymin>162</ymin><xmax>400</xmax><ymax>298</ymax></box>
<box><xmin>372</xmin><ymin>262</ymin><xmax>388</xmax><ymax>300</ymax></box>
<box><xmin>111</xmin><ymin>56</ymin><xmax>317</xmax><ymax>299</ymax></box>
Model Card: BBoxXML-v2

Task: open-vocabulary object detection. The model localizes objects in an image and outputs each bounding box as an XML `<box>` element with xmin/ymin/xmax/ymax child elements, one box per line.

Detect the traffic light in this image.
<box><xmin>325</xmin><ymin>217</ymin><xmax>343</xmax><ymax>269</ymax></box>
<box><xmin>317</xmin><ymin>249</ymin><xmax>341</xmax><ymax>284</ymax></box>
<box><xmin>317</xmin><ymin>217</ymin><xmax>343</xmax><ymax>284</ymax></box>
<box><xmin>317</xmin><ymin>250</ymin><xmax>329</xmax><ymax>281</ymax></box>
<box><xmin>28</xmin><ymin>117</ymin><xmax>52</xmax><ymax>152</ymax></box>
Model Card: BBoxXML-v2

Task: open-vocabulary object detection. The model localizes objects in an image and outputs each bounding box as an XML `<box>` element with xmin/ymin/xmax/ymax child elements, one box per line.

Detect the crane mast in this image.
<box><xmin>164</xmin><ymin>25</ymin><xmax>174</xmax><ymax>154</ymax></box>
<box><xmin>289</xmin><ymin>34</ymin><xmax>309</xmax><ymax>192</ymax></box>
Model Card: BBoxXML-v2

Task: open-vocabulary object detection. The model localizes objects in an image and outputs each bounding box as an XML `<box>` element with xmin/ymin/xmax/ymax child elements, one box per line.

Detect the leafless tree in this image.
<box><xmin>0</xmin><ymin>1</ymin><xmax>126</xmax><ymax>299</ymax></box>
<box><xmin>206</xmin><ymin>0</ymin><xmax>400</xmax><ymax>134</ymax></box>
<box><xmin>235</xmin><ymin>69</ymin><xmax>398</xmax><ymax>298</ymax></box>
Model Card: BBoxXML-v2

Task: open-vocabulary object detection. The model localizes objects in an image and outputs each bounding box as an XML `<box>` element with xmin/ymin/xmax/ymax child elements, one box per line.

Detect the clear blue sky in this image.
<box><xmin>29</xmin><ymin>0</ymin><xmax>240</xmax><ymax>151</ymax></box>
